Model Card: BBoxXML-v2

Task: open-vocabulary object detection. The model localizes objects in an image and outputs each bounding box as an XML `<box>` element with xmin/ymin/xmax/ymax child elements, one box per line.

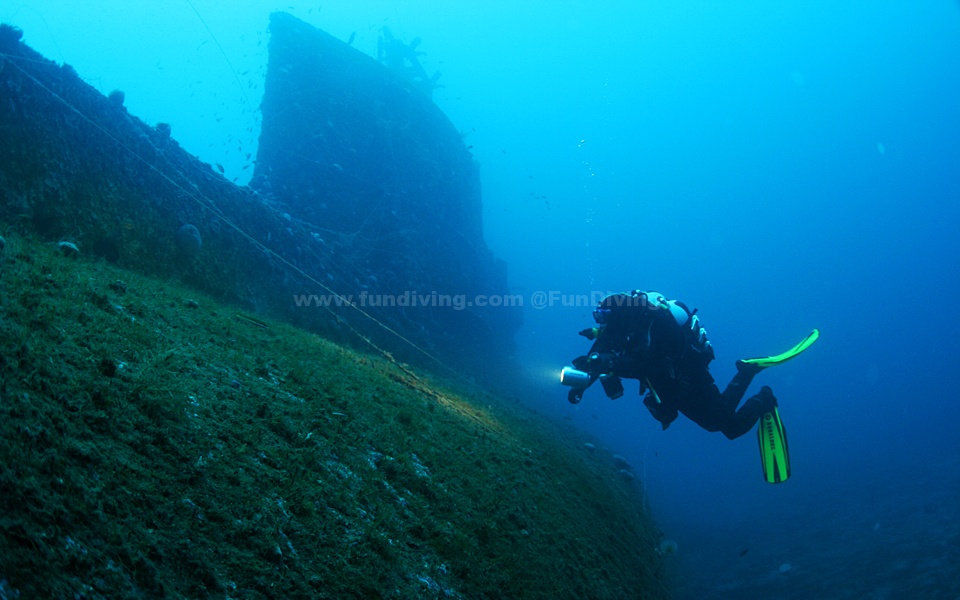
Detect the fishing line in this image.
<box><xmin>183</xmin><ymin>0</ymin><xmax>254</xmax><ymax>115</ymax></box>
<box><xmin>0</xmin><ymin>50</ymin><xmax>462</xmax><ymax>387</ymax></box>
<box><xmin>3</xmin><ymin>4</ymin><xmax>65</xmax><ymax>63</ymax></box>
<box><xmin>641</xmin><ymin>423</ymin><xmax>662</xmax><ymax>514</ymax></box>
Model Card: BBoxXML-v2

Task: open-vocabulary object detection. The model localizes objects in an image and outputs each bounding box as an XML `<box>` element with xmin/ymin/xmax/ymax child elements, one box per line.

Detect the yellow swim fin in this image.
<box><xmin>758</xmin><ymin>407</ymin><xmax>790</xmax><ymax>484</ymax></box>
<box><xmin>741</xmin><ymin>329</ymin><xmax>820</xmax><ymax>370</ymax></box>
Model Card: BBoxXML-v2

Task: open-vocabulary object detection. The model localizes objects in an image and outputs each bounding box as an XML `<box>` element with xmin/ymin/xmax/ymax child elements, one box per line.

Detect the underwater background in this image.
<box><xmin>5</xmin><ymin>1</ymin><xmax>959</xmax><ymax>598</ymax></box>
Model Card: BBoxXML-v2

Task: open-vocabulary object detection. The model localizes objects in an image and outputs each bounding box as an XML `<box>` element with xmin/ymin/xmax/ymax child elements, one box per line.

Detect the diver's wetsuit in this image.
<box><xmin>645</xmin><ymin>354</ymin><xmax>771</xmax><ymax>440</ymax></box>
<box><xmin>571</xmin><ymin>291</ymin><xmax>775</xmax><ymax>440</ymax></box>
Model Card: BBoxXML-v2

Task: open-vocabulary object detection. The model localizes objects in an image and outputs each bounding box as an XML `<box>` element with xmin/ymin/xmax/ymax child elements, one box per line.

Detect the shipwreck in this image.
<box><xmin>0</xmin><ymin>14</ymin><xmax>521</xmax><ymax>381</ymax></box>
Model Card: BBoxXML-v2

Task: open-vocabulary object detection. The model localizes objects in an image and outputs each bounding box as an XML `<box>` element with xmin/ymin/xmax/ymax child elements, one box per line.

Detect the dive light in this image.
<box><xmin>560</xmin><ymin>365</ymin><xmax>624</xmax><ymax>399</ymax></box>
<box><xmin>559</xmin><ymin>366</ymin><xmax>591</xmax><ymax>388</ymax></box>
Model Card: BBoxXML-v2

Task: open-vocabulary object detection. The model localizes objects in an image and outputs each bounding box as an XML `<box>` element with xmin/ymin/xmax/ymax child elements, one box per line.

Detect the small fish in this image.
<box><xmin>215</xmin><ymin>163</ymin><xmax>225</xmax><ymax>173</ymax></box>
<box><xmin>347</xmin><ymin>32</ymin><xmax>356</xmax><ymax>46</ymax></box>
<box><xmin>739</xmin><ymin>548</ymin><xmax>749</xmax><ymax>557</ymax></box>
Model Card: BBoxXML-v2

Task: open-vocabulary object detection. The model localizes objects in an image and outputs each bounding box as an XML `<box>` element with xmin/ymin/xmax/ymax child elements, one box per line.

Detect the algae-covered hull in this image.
<box><xmin>0</xmin><ymin>18</ymin><xmax>518</xmax><ymax>381</ymax></box>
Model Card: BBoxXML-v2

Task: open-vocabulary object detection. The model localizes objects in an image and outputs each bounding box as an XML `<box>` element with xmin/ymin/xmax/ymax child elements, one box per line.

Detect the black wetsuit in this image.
<box><xmin>572</xmin><ymin>292</ymin><xmax>774</xmax><ymax>440</ymax></box>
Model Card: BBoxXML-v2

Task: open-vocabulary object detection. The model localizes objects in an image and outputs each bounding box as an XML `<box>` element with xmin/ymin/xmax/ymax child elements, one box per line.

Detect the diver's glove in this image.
<box><xmin>571</xmin><ymin>355</ymin><xmax>590</xmax><ymax>371</ymax></box>
<box><xmin>567</xmin><ymin>354</ymin><xmax>608</xmax><ymax>402</ymax></box>
<box><xmin>572</xmin><ymin>353</ymin><xmax>614</xmax><ymax>376</ymax></box>
<box><xmin>586</xmin><ymin>353</ymin><xmax>616</xmax><ymax>376</ymax></box>
<box><xmin>578</xmin><ymin>327</ymin><xmax>601</xmax><ymax>340</ymax></box>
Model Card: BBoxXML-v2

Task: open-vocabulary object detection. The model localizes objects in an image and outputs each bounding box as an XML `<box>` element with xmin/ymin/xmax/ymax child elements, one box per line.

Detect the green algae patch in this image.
<box><xmin>0</xmin><ymin>233</ymin><xmax>669</xmax><ymax>599</ymax></box>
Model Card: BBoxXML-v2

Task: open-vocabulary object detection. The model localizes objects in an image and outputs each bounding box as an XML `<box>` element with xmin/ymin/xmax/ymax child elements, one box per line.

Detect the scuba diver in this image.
<box><xmin>560</xmin><ymin>290</ymin><xmax>819</xmax><ymax>483</ymax></box>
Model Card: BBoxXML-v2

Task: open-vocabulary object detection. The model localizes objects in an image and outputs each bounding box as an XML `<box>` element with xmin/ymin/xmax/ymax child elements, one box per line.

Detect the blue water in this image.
<box><xmin>6</xmin><ymin>2</ymin><xmax>959</xmax><ymax>597</ymax></box>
